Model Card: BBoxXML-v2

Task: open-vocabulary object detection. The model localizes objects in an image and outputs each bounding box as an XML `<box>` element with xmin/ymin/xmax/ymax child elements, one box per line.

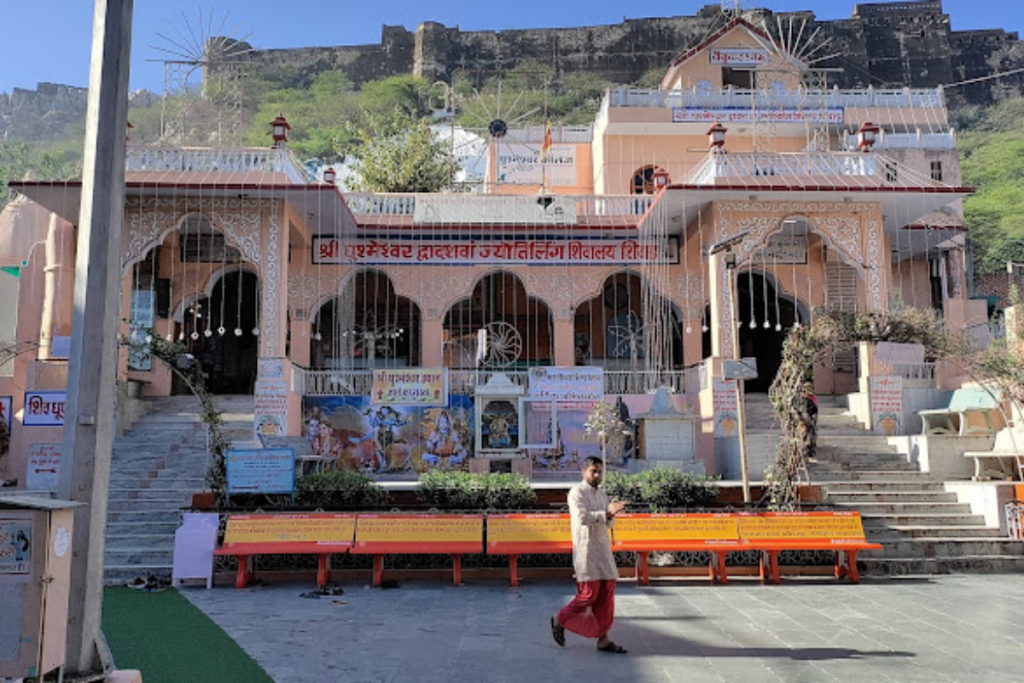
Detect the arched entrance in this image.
<box><xmin>574</xmin><ymin>271</ymin><xmax>682</xmax><ymax>370</ymax></box>
<box><xmin>444</xmin><ymin>271</ymin><xmax>552</xmax><ymax>368</ymax></box>
<box><xmin>182</xmin><ymin>269</ymin><xmax>260</xmax><ymax>394</ymax></box>
<box><xmin>311</xmin><ymin>269</ymin><xmax>421</xmax><ymax>369</ymax></box>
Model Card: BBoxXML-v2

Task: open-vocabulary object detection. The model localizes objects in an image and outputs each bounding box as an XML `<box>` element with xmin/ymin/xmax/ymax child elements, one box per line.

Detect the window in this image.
<box><xmin>630</xmin><ymin>166</ymin><xmax>666</xmax><ymax>195</ymax></box>
<box><xmin>721</xmin><ymin>67</ymin><xmax>754</xmax><ymax>89</ymax></box>
<box><xmin>885</xmin><ymin>161</ymin><xmax>898</xmax><ymax>183</ymax></box>
<box><xmin>930</xmin><ymin>160</ymin><xmax>943</xmax><ymax>182</ymax></box>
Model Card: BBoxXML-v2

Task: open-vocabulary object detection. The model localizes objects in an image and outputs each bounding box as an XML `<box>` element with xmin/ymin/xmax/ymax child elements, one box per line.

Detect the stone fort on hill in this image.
<box><xmin>209</xmin><ymin>1</ymin><xmax>1024</xmax><ymax>107</ymax></box>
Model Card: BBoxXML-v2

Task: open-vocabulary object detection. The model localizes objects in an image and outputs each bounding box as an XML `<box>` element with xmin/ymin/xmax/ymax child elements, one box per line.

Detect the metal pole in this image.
<box><xmin>729</xmin><ymin>263</ymin><xmax>752</xmax><ymax>504</ymax></box>
<box><xmin>56</xmin><ymin>0</ymin><xmax>133</xmax><ymax>676</ymax></box>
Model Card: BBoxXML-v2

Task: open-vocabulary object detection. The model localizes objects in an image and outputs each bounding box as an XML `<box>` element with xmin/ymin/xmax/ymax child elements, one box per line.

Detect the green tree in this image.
<box><xmin>344</xmin><ymin>112</ymin><xmax>457</xmax><ymax>193</ymax></box>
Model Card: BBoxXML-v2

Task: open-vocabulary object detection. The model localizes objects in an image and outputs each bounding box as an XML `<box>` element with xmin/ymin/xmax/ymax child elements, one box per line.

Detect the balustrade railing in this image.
<box><xmin>688</xmin><ymin>151</ymin><xmax>878</xmax><ymax>185</ymax></box>
<box><xmin>125</xmin><ymin>147</ymin><xmax>312</xmax><ymax>184</ymax></box>
<box><xmin>606</xmin><ymin>86</ymin><xmax>944</xmax><ymax>110</ymax></box>
<box><xmin>342</xmin><ymin>193</ymin><xmax>654</xmax><ymax>219</ymax></box>
<box><xmin>892</xmin><ymin>362</ymin><xmax>936</xmax><ymax>388</ymax></box>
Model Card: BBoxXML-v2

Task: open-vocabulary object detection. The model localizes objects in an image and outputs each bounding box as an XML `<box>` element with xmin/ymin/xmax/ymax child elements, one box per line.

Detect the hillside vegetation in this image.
<box><xmin>955</xmin><ymin>96</ymin><xmax>1024</xmax><ymax>274</ymax></box>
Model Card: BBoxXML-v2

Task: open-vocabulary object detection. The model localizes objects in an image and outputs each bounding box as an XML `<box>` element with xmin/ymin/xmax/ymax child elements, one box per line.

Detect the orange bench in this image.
<box><xmin>213</xmin><ymin>513</ymin><xmax>355</xmax><ymax>588</ymax></box>
<box><xmin>351</xmin><ymin>514</ymin><xmax>484</xmax><ymax>587</ymax></box>
<box><xmin>613</xmin><ymin>513</ymin><xmax>744</xmax><ymax>585</ymax></box>
<box><xmin>485</xmin><ymin>513</ymin><xmax>573</xmax><ymax>587</ymax></box>
<box><xmin>737</xmin><ymin>511</ymin><xmax>881</xmax><ymax>584</ymax></box>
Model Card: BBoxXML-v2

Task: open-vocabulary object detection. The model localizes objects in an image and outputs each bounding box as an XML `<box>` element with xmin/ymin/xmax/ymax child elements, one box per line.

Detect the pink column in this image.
<box><xmin>259</xmin><ymin>203</ymin><xmax>289</xmax><ymax>359</ymax></box>
<box><xmin>422</xmin><ymin>319</ymin><xmax>444</xmax><ymax>367</ymax></box>
<box><xmin>37</xmin><ymin>213</ymin><xmax>76</xmax><ymax>359</ymax></box>
<box><xmin>553</xmin><ymin>318</ymin><xmax>575</xmax><ymax>366</ymax></box>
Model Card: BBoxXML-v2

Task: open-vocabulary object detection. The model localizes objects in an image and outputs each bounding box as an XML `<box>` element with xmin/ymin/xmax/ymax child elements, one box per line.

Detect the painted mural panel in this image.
<box><xmin>301</xmin><ymin>395</ymin><xmax>474</xmax><ymax>474</ymax></box>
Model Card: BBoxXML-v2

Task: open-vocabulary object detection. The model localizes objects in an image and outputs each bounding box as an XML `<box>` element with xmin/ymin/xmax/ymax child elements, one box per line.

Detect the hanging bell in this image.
<box><xmin>252</xmin><ymin>327</ymin><xmax>260</xmax><ymax>336</ymax></box>
<box><xmin>190</xmin><ymin>331</ymin><xmax>199</xmax><ymax>340</ymax></box>
<box><xmin>218</xmin><ymin>327</ymin><xmax>226</xmax><ymax>336</ymax></box>
<box><xmin>702</xmin><ymin>325</ymin><xmax>709</xmax><ymax>333</ymax></box>
<box><xmin>178</xmin><ymin>332</ymin><xmax>185</xmax><ymax>341</ymax></box>
<box><xmin>145</xmin><ymin>334</ymin><xmax>153</xmax><ymax>343</ymax></box>
<box><xmin>166</xmin><ymin>333</ymin><xmax>174</xmax><ymax>342</ymax></box>
<box><xmin>204</xmin><ymin>329</ymin><xmax>213</xmax><ymax>338</ymax></box>
<box><xmin>313</xmin><ymin>332</ymin><xmax>322</xmax><ymax>341</ymax></box>
<box><xmin>749</xmin><ymin>321</ymin><xmax>757</xmax><ymax>329</ymax></box>
<box><xmin>234</xmin><ymin>328</ymin><xmax>243</xmax><ymax>337</ymax></box>
<box><xmin>775</xmin><ymin>323</ymin><xmax>782</xmax><ymax>332</ymax></box>
<box><xmin>685</xmin><ymin>326</ymin><xmax>692</xmax><ymax>334</ymax></box>
<box><xmin>763</xmin><ymin>321</ymin><xmax>771</xmax><ymax>329</ymax></box>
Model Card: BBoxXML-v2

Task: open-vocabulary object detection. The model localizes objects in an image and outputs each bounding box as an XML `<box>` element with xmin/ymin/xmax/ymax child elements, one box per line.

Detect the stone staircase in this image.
<box><xmin>103</xmin><ymin>394</ymin><xmax>254</xmax><ymax>584</ymax></box>
<box><xmin>744</xmin><ymin>394</ymin><xmax>1024</xmax><ymax>575</ymax></box>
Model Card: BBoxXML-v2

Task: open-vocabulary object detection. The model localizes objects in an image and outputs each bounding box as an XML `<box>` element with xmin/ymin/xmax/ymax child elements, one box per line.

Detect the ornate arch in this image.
<box><xmin>170</xmin><ymin>263</ymin><xmax>259</xmax><ymax>322</ymax></box>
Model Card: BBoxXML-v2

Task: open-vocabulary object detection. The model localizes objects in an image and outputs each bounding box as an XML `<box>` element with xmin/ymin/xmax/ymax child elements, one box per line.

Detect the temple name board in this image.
<box><xmin>709</xmin><ymin>48</ymin><xmax>769</xmax><ymax>66</ymax></box>
<box><xmin>313</xmin><ymin>237</ymin><xmax>677</xmax><ymax>265</ymax></box>
<box><xmin>673</xmin><ymin>108</ymin><xmax>844</xmax><ymax>124</ymax></box>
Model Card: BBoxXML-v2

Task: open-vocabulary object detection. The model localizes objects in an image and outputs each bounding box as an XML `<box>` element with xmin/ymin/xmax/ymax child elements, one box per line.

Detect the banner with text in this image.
<box><xmin>527</xmin><ymin>366</ymin><xmax>604</xmax><ymax>402</ymax></box>
<box><xmin>371</xmin><ymin>368</ymin><xmax>449</xmax><ymax>406</ymax></box>
<box><xmin>23</xmin><ymin>391</ymin><xmax>66</xmax><ymax>426</ymax></box>
<box><xmin>709</xmin><ymin>47</ymin><xmax>770</xmax><ymax>65</ymax></box>
<box><xmin>313</xmin><ymin>237</ymin><xmax>677</xmax><ymax>266</ymax></box>
<box><xmin>869</xmin><ymin>376</ymin><xmax>903</xmax><ymax>436</ymax></box>
<box><xmin>673</xmin><ymin>108</ymin><xmax>844</xmax><ymax>124</ymax></box>
<box><xmin>26</xmin><ymin>443</ymin><xmax>61</xmax><ymax>492</ymax></box>
<box><xmin>493</xmin><ymin>143</ymin><xmax>577</xmax><ymax>186</ymax></box>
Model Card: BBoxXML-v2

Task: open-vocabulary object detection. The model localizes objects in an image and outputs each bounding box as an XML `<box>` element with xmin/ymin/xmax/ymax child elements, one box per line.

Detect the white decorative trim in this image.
<box><xmin>866</xmin><ymin>216</ymin><xmax>884</xmax><ymax>311</ymax></box>
<box><xmin>262</xmin><ymin>207</ymin><xmax>281</xmax><ymax>356</ymax></box>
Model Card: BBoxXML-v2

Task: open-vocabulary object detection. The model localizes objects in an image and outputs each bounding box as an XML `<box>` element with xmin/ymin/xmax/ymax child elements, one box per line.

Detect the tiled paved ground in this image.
<box><xmin>182</xmin><ymin>574</ymin><xmax>1024</xmax><ymax>683</ymax></box>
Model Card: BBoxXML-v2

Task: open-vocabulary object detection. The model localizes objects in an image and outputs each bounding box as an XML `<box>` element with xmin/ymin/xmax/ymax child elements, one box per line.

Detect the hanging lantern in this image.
<box><xmin>323</xmin><ymin>166</ymin><xmax>336</xmax><ymax>184</ymax></box>
<box><xmin>707</xmin><ymin>122</ymin><xmax>728</xmax><ymax>152</ymax></box>
<box><xmin>652</xmin><ymin>168</ymin><xmax>671</xmax><ymax>190</ymax></box>
<box><xmin>234</xmin><ymin>328</ymin><xmax>243</xmax><ymax>337</ymax></box>
<box><xmin>856</xmin><ymin>121</ymin><xmax>880</xmax><ymax>153</ymax></box>
<box><xmin>203</xmin><ymin>329</ymin><xmax>213</xmax><ymax>338</ymax></box>
<box><xmin>269</xmin><ymin>114</ymin><xmax>291</xmax><ymax>148</ymax></box>
<box><xmin>218</xmin><ymin>326</ymin><xmax>226</xmax><ymax>336</ymax></box>
<box><xmin>723</xmin><ymin>250</ymin><xmax>737</xmax><ymax>270</ymax></box>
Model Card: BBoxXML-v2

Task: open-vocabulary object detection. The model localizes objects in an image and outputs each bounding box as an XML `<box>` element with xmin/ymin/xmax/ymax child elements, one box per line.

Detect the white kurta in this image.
<box><xmin>568</xmin><ymin>481</ymin><xmax>618</xmax><ymax>582</ymax></box>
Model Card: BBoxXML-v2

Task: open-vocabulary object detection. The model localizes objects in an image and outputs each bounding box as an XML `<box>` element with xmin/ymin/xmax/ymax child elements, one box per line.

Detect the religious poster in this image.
<box><xmin>0</xmin><ymin>519</ymin><xmax>32</xmax><ymax>574</ymax></box>
<box><xmin>253</xmin><ymin>379</ymin><xmax>289</xmax><ymax>441</ymax></box>
<box><xmin>713</xmin><ymin>378</ymin><xmax>739</xmax><ymax>437</ymax></box>
<box><xmin>523</xmin><ymin>397</ymin><xmax>634</xmax><ymax>476</ymax></box>
<box><xmin>25</xmin><ymin>443</ymin><xmax>61</xmax><ymax>492</ymax></box>
<box><xmin>371</xmin><ymin>368</ymin><xmax>448</xmax><ymax>407</ymax></box>
<box><xmin>0</xmin><ymin>396</ymin><xmax>11</xmax><ymax>464</ymax></box>
<box><xmin>869</xmin><ymin>376</ymin><xmax>904</xmax><ymax>436</ymax></box>
<box><xmin>22</xmin><ymin>391</ymin><xmax>66</xmax><ymax>426</ymax></box>
<box><xmin>301</xmin><ymin>395</ymin><xmax>474</xmax><ymax>474</ymax></box>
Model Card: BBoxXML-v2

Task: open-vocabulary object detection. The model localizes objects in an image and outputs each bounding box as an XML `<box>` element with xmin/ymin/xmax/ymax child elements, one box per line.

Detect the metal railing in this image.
<box><xmin>125</xmin><ymin>147</ymin><xmax>313</xmax><ymax>185</ymax></box>
<box><xmin>892</xmin><ymin>362</ymin><xmax>937</xmax><ymax>388</ymax></box>
<box><xmin>342</xmin><ymin>193</ymin><xmax>654</xmax><ymax>219</ymax></box>
<box><xmin>293</xmin><ymin>366</ymin><xmax>693</xmax><ymax>397</ymax></box>
<box><xmin>688</xmin><ymin>151</ymin><xmax>878</xmax><ymax>185</ymax></box>
<box><xmin>605</xmin><ymin>86</ymin><xmax>945</xmax><ymax>110</ymax></box>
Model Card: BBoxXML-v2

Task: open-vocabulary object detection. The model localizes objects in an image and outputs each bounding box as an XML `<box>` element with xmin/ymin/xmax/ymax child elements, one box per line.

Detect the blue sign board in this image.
<box><xmin>225</xmin><ymin>448</ymin><xmax>295</xmax><ymax>502</ymax></box>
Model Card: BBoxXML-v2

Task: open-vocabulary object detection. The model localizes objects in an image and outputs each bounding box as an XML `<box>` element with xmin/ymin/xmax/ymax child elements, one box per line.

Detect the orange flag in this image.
<box><xmin>541</xmin><ymin>120</ymin><xmax>553</xmax><ymax>161</ymax></box>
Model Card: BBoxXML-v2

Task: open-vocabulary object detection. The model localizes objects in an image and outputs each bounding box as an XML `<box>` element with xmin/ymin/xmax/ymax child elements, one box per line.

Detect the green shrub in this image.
<box><xmin>604</xmin><ymin>467</ymin><xmax>719</xmax><ymax>512</ymax></box>
<box><xmin>416</xmin><ymin>470</ymin><xmax>537</xmax><ymax>510</ymax></box>
<box><xmin>295</xmin><ymin>470</ymin><xmax>388</xmax><ymax>509</ymax></box>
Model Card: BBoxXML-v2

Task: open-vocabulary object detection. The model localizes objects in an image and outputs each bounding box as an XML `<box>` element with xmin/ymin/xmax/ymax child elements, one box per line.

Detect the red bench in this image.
<box><xmin>213</xmin><ymin>513</ymin><xmax>355</xmax><ymax>588</ymax></box>
<box><xmin>486</xmin><ymin>513</ymin><xmax>573</xmax><ymax>587</ymax></box>
<box><xmin>351</xmin><ymin>514</ymin><xmax>484</xmax><ymax>586</ymax></box>
<box><xmin>613</xmin><ymin>513</ymin><xmax>744</xmax><ymax>584</ymax></box>
<box><xmin>737</xmin><ymin>511</ymin><xmax>881</xmax><ymax>584</ymax></box>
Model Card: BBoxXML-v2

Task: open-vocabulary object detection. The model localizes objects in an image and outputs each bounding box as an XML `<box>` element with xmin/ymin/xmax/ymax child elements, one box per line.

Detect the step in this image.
<box><xmin>878</xmin><ymin>525</ymin><xmax>1006</xmax><ymax>538</ymax></box>
<box><xmin>107</xmin><ymin>497</ymin><xmax>191</xmax><ymax>513</ymax></box>
<box><xmin>811</xmin><ymin>470</ymin><xmax>938</xmax><ymax>481</ymax></box>
<box><xmin>859</xmin><ymin>512</ymin><xmax>988</xmax><ymax>526</ymax></box>
<box><xmin>866</xmin><ymin>538</ymin><xmax>1024</xmax><ymax>558</ymax></box>
<box><xmin>104</xmin><ymin>547</ymin><xmax>176</xmax><ymax>566</ymax></box>
<box><xmin>104</xmin><ymin>565</ymin><xmax>173</xmax><ymax>585</ymax></box>
<box><xmin>836</xmin><ymin>501</ymin><xmax>973</xmax><ymax>515</ymax></box>
<box><xmin>860</xmin><ymin>555</ymin><xmax>1024</xmax><ymax>575</ymax></box>
<box><xmin>106</xmin><ymin>521</ymin><xmax>181</xmax><ymax>535</ymax></box>
<box><xmin>823</xmin><ymin>480</ymin><xmax>949</xmax><ymax>491</ymax></box>
<box><xmin>826</xmin><ymin>491</ymin><xmax>961</xmax><ymax>503</ymax></box>
<box><xmin>106</xmin><ymin>509</ymin><xmax>185</xmax><ymax>524</ymax></box>
<box><xmin>106</xmin><ymin>533</ymin><xmax>180</xmax><ymax>550</ymax></box>
<box><xmin>108</xmin><ymin>487</ymin><xmax>204</xmax><ymax>500</ymax></box>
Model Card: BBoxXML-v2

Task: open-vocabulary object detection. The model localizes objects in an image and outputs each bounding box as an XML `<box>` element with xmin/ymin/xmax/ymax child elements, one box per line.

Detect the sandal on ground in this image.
<box><xmin>597</xmin><ymin>641</ymin><xmax>627</xmax><ymax>654</ymax></box>
<box><xmin>551</xmin><ymin>617</ymin><xmax>566</xmax><ymax>647</ymax></box>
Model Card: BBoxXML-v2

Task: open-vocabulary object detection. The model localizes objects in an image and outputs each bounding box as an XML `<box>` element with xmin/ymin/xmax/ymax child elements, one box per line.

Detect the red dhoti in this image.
<box><xmin>556</xmin><ymin>579</ymin><xmax>616</xmax><ymax>639</ymax></box>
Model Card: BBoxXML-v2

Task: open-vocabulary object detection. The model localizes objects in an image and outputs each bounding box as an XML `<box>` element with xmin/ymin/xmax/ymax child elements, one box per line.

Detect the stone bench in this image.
<box><xmin>919</xmin><ymin>388</ymin><xmax>1002</xmax><ymax>437</ymax></box>
<box><xmin>963</xmin><ymin>429</ymin><xmax>1024</xmax><ymax>480</ymax></box>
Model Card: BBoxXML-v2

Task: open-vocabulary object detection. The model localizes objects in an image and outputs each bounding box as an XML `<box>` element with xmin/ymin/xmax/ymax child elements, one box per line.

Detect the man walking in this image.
<box><xmin>551</xmin><ymin>456</ymin><xmax>627</xmax><ymax>654</ymax></box>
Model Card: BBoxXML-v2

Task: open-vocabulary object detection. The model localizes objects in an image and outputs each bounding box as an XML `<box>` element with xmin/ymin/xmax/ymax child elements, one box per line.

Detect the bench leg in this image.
<box><xmin>372</xmin><ymin>555</ymin><xmax>384</xmax><ymax>587</ymax></box>
<box><xmin>767</xmin><ymin>551</ymin><xmax>781</xmax><ymax>584</ymax></box>
<box><xmin>317</xmin><ymin>554</ymin><xmax>331</xmax><ymax>588</ymax></box>
<box><xmin>509</xmin><ymin>554</ymin><xmax>519</xmax><ymax>587</ymax></box>
<box><xmin>712</xmin><ymin>551</ymin><xmax>729</xmax><ymax>584</ymax></box>
<box><xmin>452</xmin><ymin>554</ymin><xmax>462</xmax><ymax>587</ymax></box>
<box><xmin>234</xmin><ymin>555</ymin><xmax>251</xmax><ymax>589</ymax></box>
<box><xmin>838</xmin><ymin>550</ymin><xmax>861</xmax><ymax>584</ymax></box>
<box><xmin>637</xmin><ymin>552</ymin><xmax>650</xmax><ymax>586</ymax></box>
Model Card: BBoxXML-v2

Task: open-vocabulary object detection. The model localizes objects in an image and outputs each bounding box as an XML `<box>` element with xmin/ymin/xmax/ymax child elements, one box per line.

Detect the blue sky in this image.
<box><xmin>2</xmin><ymin>1</ymin><xmax>1022</xmax><ymax>94</ymax></box>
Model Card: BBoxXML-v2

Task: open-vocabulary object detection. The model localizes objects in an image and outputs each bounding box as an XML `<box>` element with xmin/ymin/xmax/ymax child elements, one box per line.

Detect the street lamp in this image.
<box><xmin>269</xmin><ymin>114</ymin><xmax>291</xmax><ymax>148</ymax></box>
<box><xmin>323</xmin><ymin>166</ymin><xmax>336</xmax><ymax>184</ymax></box>
<box><xmin>708</xmin><ymin>121</ymin><xmax>728</xmax><ymax>152</ymax></box>
<box><xmin>856</xmin><ymin>121</ymin><xmax>880</xmax><ymax>153</ymax></box>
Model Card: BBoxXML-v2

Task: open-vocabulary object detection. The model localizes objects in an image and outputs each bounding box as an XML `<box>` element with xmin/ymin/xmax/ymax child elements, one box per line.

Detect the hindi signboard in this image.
<box><xmin>673</xmin><ymin>108</ymin><xmax>844</xmax><ymax>124</ymax></box>
<box><xmin>712</xmin><ymin>378</ymin><xmax>739</xmax><ymax>437</ymax></box>
<box><xmin>253</xmin><ymin>379</ymin><xmax>289</xmax><ymax>440</ymax></box>
<box><xmin>527</xmin><ymin>366</ymin><xmax>604</xmax><ymax>402</ymax></box>
<box><xmin>493</xmin><ymin>143</ymin><xmax>578</xmax><ymax>186</ymax></box>
<box><xmin>371</xmin><ymin>368</ymin><xmax>448</xmax><ymax>406</ymax></box>
<box><xmin>614</xmin><ymin>513</ymin><xmax>741</xmax><ymax>546</ymax></box>
<box><xmin>709</xmin><ymin>47</ymin><xmax>769</xmax><ymax>66</ymax></box>
<box><xmin>869</xmin><ymin>376</ymin><xmax>903</xmax><ymax>436</ymax></box>
<box><xmin>22</xmin><ymin>391</ymin><xmax>66</xmax><ymax>426</ymax></box>
<box><xmin>312</xmin><ymin>237</ymin><xmax>678</xmax><ymax>266</ymax></box>
<box><xmin>737</xmin><ymin>511</ymin><xmax>867</xmax><ymax>542</ymax></box>
<box><xmin>25</xmin><ymin>444</ymin><xmax>61</xmax><ymax>492</ymax></box>
<box><xmin>221</xmin><ymin>513</ymin><xmax>356</xmax><ymax>549</ymax></box>
<box><xmin>225</xmin><ymin>448</ymin><xmax>295</xmax><ymax>501</ymax></box>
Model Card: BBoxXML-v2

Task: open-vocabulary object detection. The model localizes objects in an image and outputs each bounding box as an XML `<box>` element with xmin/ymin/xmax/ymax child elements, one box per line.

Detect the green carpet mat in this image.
<box><xmin>103</xmin><ymin>587</ymin><xmax>273</xmax><ymax>683</ymax></box>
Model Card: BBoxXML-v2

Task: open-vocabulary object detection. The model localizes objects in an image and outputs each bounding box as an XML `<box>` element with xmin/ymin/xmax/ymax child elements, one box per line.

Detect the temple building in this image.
<box><xmin>0</xmin><ymin>16</ymin><xmax>980</xmax><ymax>485</ymax></box>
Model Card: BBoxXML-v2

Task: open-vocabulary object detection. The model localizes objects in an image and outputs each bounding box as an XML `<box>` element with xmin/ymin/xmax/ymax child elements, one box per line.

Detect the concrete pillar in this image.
<box><xmin>290</xmin><ymin>319</ymin><xmax>312</xmax><ymax>367</ymax></box>
<box><xmin>422</xmin><ymin>318</ymin><xmax>444</xmax><ymax>367</ymax></box>
<box><xmin>553</xmin><ymin>318</ymin><xmax>575</xmax><ymax>366</ymax></box>
<box><xmin>259</xmin><ymin>202</ymin><xmax>288</xmax><ymax>359</ymax></box>
<box><xmin>37</xmin><ymin>213</ymin><xmax>76</xmax><ymax>359</ymax></box>
<box><xmin>58</xmin><ymin>0</ymin><xmax>133</xmax><ymax>675</ymax></box>
<box><xmin>708</xmin><ymin>252</ymin><xmax>736</xmax><ymax>359</ymax></box>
